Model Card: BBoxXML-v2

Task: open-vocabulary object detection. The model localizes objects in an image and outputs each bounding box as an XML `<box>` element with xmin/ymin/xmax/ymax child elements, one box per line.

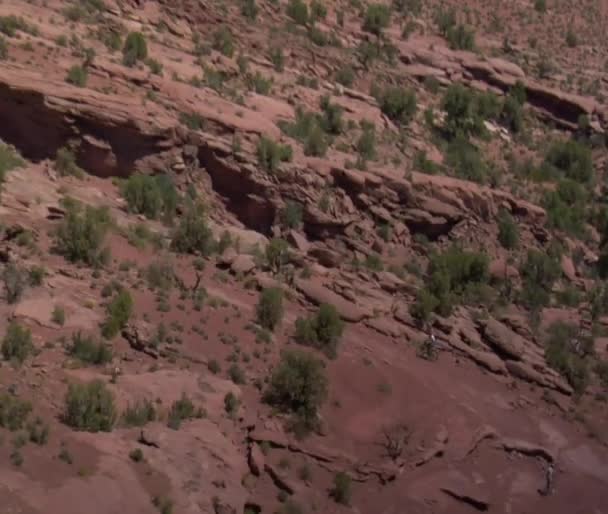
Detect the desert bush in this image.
<box><xmin>543</xmin><ymin>139</ymin><xmax>593</xmax><ymax>183</ymax></box>
<box><xmin>257</xmin><ymin>136</ymin><xmax>293</xmax><ymax>173</ymax></box>
<box><xmin>310</xmin><ymin>0</ymin><xmax>327</xmax><ymax>21</ymax></box>
<box><xmin>171</xmin><ymin>201</ymin><xmax>215</xmax><ymax>255</ymax></box>
<box><xmin>409</xmin><ymin>288</ymin><xmax>439</xmax><ymax>324</ymax></box>
<box><xmin>66</xmin><ymin>65</ymin><xmax>88</xmax><ymax>87</ymax></box>
<box><xmin>28</xmin><ymin>417</ymin><xmax>50</xmax><ymax>445</ymax></box>
<box><xmin>534</xmin><ymin>0</ymin><xmax>546</xmax><ymax>13</ymax></box>
<box><xmin>362</xmin><ymin>3</ymin><xmax>391</xmax><ymax>38</ymax></box>
<box><xmin>595</xmin><ymin>361</ymin><xmax>608</xmax><ymax>389</ymax></box>
<box><xmin>331</xmin><ymin>472</ymin><xmax>352</xmax><ymax>505</ymax></box>
<box><xmin>0</xmin><ymin>394</ymin><xmax>32</xmax><ymax>431</ymax></box>
<box><xmin>54</xmin><ymin>204</ymin><xmax>110</xmax><ymax>266</ymax></box>
<box><xmin>241</xmin><ymin>0</ymin><xmax>259</xmax><ymax>19</ymax></box>
<box><xmin>445</xmin><ymin>134</ymin><xmax>488</xmax><ymax>183</ymax></box>
<box><xmin>212</xmin><ymin>26</ymin><xmax>234</xmax><ymax>57</ymax></box>
<box><xmin>500</xmin><ymin>87</ymin><xmax>525</xmax><ymax>133</ymax></box>
<box><xmin>519</xmin><ymin>249</ymin><xmax>560</xmax><ymax>310</ymax></box>
<box><xmin>122</xmin><ymin>31</ymin><xmax>147</xmax><ymax>66</ymax></box>
<box><xmin>229</xmin><ymin>363</ymin><xmax>246</xmax><ymax>384</ymax></box>
<box><xmin>223</xmin><ymin>392</ymin><xmax>240</xmax><ymax>416</ymax></box>
<box><xmin>0</xmin><ymin>35</ymin><xmax>7</xmax><ymax>60</ymax></box>
<box><xmin>28</xmin><ymin>265</ymin><xmax>46</xmax><ymax>286</ymax></box>
<box><xmin>146</xmin><ymin>259</ymin><xmax>174</xmax><ymax>291</ymax></box>
<box><xmin>52</xmin><ymin>305</ymin><xmax>66</xmax><ymax>326</ymax></box>
<box><xmin>319</xmin><ymin>96</ymin><xmax>344</xmax><ymax>135</ymax></box>
<box><xmin>269</xmin><ymin>46</ymin><xmax>284</xmax><ymax>72</ymax></box>
<box><xmin>122</xmin><ymin>399</ymin><xmax>157</xmax><ymax>427</ymax></box>
<box><xmin>0</xmin><ymin>142</ymin><xmax>24</xmax><ymax>186</ymax></box>
<box><xmin>2</xmin><ymin>322</ymin><xmax>33</xmax><ymax>364</ymax></box>
<box><xmin>497</xmin><ymin>210</ymin><xmax>519</xmax><ymax>249</ymax></box>
<box><xmin>256</xmin><ymin>287</ymin><xmax>284</xmax><ymax>331</ymax></box>
<box><xmin>0</xmin><ymin>15</ymin><xmax>38</xmax><ymax>37</ymax></box>
<box><xmin>121</xmin><ymin>173</ymin><xmax>178</xmax><ymax>221</ymax></box>
<box><xmin>145</xmin><ymin>57</ymin><xmax>163</xmax><ymax>75</ymax></box>
<box><xmin>542</xmin><ymin>179</ymin><xmax>587</xmax><ymax>237</ymax></box>
<box><xmin>101</xmin><ymin>289</ymin><xmax>134</xmax><ymax>339</ymax></box>
<box><xmin>335</xmin><ymin>65</ymin><xmax>355</xmax><ymax>87</ymax></box>
<box><xmin>68</xmin><ymin>332</ymin><xmax>113</xmax><ymax>365</ymax></box>
<box><xmin>55</xmin><ymin>146</ymin><xmax>84</xmax><ymax>177</ymax></box>
<box><xmin>265</xmin><ymin>350</ymin><xmax>328</xmax><ymax>432</ymax></box>
<box><xmin>446</xmin><ymin>24</ymin><xmax>475</xmax><ymax>50</ymax></box>
<box><xmin>286</xmin><ymin>0</ymin><xmax>309</xmax><ymax>25</ymax></box>
<box><xmin>129</xmin><ymin>448</ymin><xmax>144</xmax><ymax>462</ymax></box>
<box><xmin>294</xmin><ymin>303</ymin><xmax>344</xmax><ymax>358</ymax></box>
<box><xmin>441</xmin><ymin>84</ymin><xmax>484</xmax><ymax>138</ymax></box>
<box><xmin>280</xmin><ymin>201</ymin><xmax>303</xmax><ymax>229</ymax></box>
<box><xmin>376</xmin><ymin>86</ymin><xmax>417</xmax><ymax>126</ymax></box>
<box><xmin>545</xmin><ymin>322</ymin><xmax>590</xmax><ymax>395</ymax></box>
<box><xmin>63</xmin><ymin>380</ymin><xmax>117</xmax><ymax>432</ymax></box>
<box><xmin>357</xmin><ymin>123</ymin><xmax>376</xmax><ymax>161</ymax></box>
<box><xmin>2</xmin><ymin>262</ymin><xmax>26</xmax><ymax>304</ymax></box>
<box><xmin>265</xmin><ymin>238</ymin><xmax>290</xmax><ymax>272</ymax></box>
<box><xmin>167</xmin><ymin>393</ymin><xmax>203</xmax><ymax>430</ymax></box>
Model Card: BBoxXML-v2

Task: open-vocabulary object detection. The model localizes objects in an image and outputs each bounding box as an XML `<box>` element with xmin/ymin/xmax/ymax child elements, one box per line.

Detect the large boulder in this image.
<box><xmin>477</xmin><ymin>318</ymin><xmax>527</xmax><ymax>360</ymax></box>
<box><xmin>296</xmin><ymin>279</ymin><xmax>370</xmax><ymax>322</ymax></box>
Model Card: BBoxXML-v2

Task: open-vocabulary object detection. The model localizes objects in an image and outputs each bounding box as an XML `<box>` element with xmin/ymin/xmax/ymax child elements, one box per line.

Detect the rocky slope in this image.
<box><xmin>0</xmin><ymin>1</ymin><xmax>607</xmax><ymax>514</ymax></box>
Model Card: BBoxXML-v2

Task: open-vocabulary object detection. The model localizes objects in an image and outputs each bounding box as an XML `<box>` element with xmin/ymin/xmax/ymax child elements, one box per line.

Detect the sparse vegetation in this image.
<box><xmin>167</xmin><ymin>393</ymin><xmax>204</xmax><ymax>430</ymax></box>
<box><xmin>212</xmin><ymin>26</ymin><xmax>234</xmax><ymax>57</ymax></box>
<box><xmin>101</xmin><ymin>289</ymin><xmax>134</xmax><ymax>339</ymax></box>
<box><xmin>123</xmin><ymin>31</ymin><xmax>148</xmax><ymax>66</ymax></box>
<box><xmin>256</xmin><ymin>287</ymin><xmax>284</xmax><ymax>331</ymax></box>
<box><xmin>545</xmin><ymin>322</ymin><xmax>591</xmax><ymax>395</ymax></box>
<box><xmin>0</xmin><ymin>142</ymin><xmax>24</xmax><ymax>187</ymax></box>
<box><xmin>55</xmin><ymin>146</ymin><xmax>84</xmax><ymax>177</ymax></box>
<box><xmin>0</xmin><ymin>394</ymin><xmax>32</xmax><ymax>431</ymax></box>
<box><xmin>122</xmin><ymin>399</ymin><xmax>157</xmax><ymax>427</ymax></box>
<box><xmin>121</xmin><ymin>173</ymin><xmax>178</xmax><ymax>222</ymax></box>
<box><xmin>68</xmin><ymin>332</ymin><xmax>113</xmax><ymax>365</ymax></box>
<box><xmin>376</xmin><ymin>86</ymin><xmax>417</xmax><ymax>126</ymax></box>
<box><xmin>171</xmin><ymin>201</ymin><xmax>215</xmax><ymax>255</ymax></box>
<box><xmin>497</xmin><ymin>210</ymin><xmax>519</xmax><ymax>249</ymax></box>
<box><xmin>2</xmin><ymin>322</ymin><xmax>33</xmax><ymax>365</ymax></box>
<box><xmin>63</xmin><ymin>380</ymin><xmax>117</xmax><ymax>432</ymax></box>
<box><xmin>294</xmin><ymin>303</ymin><xmax>344</xmax><ymax>358</ymax></box>
<box><xmin>257</xmin><ymin>136</ymin><xmax>293</xmax><ymax>173</ymax></box>
<box><xmin>331</xmin><ymin>471</ymin><xmax>352</xmax><ymax>505</ymax></box>
<box><xmin>265</xmin><ymin>350</ymin><xmax>328</xmax><ymax>434</ymax></box>
<box><xmin>2</xmin><ymin>262</ymin><xmax>26</xmax><ymax>304</ymax></box>
<box><xmin>66</xmin><ymin>65</ymin><xmax>88</xmax><ymax>87</ymax></box>
<box><xmin>265</xmin><ymin>238</ymin><xmax>290</xmax><ymax>272</ymax></box>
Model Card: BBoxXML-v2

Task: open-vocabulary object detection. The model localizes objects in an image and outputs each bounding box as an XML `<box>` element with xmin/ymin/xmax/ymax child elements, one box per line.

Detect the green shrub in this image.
<box><xmin>542</xmin><ymin>179</ymin><xmax>587</xmax><ymax>236</ymax></box>
<box><xmin>331</xmin><ymin>472</ymin><xmax>352</xmax><ymax>505</ymax></box>
<box><xmin>28</xmin><ymin>417</ymin><xmax>50</xmax><ymax>445</ymax></box>
<box><xmin>441</xmin><ymin>83</ymin><xmax>484</xmax><ymax>138</ymax></box>
<box><xmin>229</xmin><ymin>363</ymin><xmax>246</xmax><ymax>384</ymax></box>
<box><xmin>281</xmin><ymin>201</ymin><xmax>303</xmax><ymax>229</ymax></box>
<box><xmin>270</xmin><ymin>46</ymin><xmax>284</xmax><ymax>72</ymax></box>
<box><xmin>310</xmin><ymin>0</ymin><xmax>327</xmax><ymax>21</ymax></box>
<box><xmin>0</xmin><ymin>142</ymin><xmax>24</xmax><ymax>186</ymax></box>
<box><xmin>121</xmin><ymin>173</ymin><xmax>178</xmax><ymax>221</ymax></box>
<box><xmin>446</xmin><ymin>24</ymin><xmax>475</xmax><ymax>50</ymax></box>
<box><xmin>246</xmin><ymin>71</ymin><xmax>273</xmax><ymax>95</ymax></box>
<box><xmin>2</xmin><ymin>322</ymin><xmax>33</xmax><ymax>364</ymax></box>
<box><xmin>256</xmin><ymin>287</ymin><xmax>284</xmax><ymax>331</ymax></box>
<box><xmin>265</xmin><ymin>238</ymin><xmax>290</xmax><ymax>272</ymax></box>
<box><xmin>212</xmin><ymin>26</ymin><xmax>234</xmax><ymax>57</ymax></box>
<box><xmin>335</xmin><ymin>65</ymin><xmax>355</xmax><ymax>87</ymax></box>
<box><xmin>286</xmin><ymin>0</ymin><xmax>309</xmax><ymax>25</ymax></box>
<box><xmin>565</xmin><ymin>28</ymin><xmax>577</xmax><ymax>48</ymax></box>
<box><xmin>54</xmin><ymin>204</ymin><xmax>110</xmax><ymax>266</ymax></box>
<box><xmin>223</xmin><ymin>392</ymin><xmax>240</xmax><ymax>415</ymax></box>
<box><xmin>2</xmin><ymin>262</ymin><xmax>26</xmax><ymax>304</ymax></box>
<box><xmin>534</xmin><ymin>0</ymin><xmax>546</xmax><ymax>13</ymax></box>
<box><xmin>595</xmin><ymin>361</ymin><xmax>608</xmax><ymax>389</ymax></box>
<box><xmin>145</xmin><ymin>57</ymin><xmax>163</xmax><ymax>75</ymax></box>
<box><xmin>265</xmin><ymin>350</ymin><xmax>328</xmax><ymax>432</ymax></box>
<box><xmin>66</xmin><ymin>65</ymin><xmax>88</xmax><ymax>87</ymax></box>
<box><xmin>303</xmin><ymin>122</ymin><xmax>327</xmax><ymax>156</ymax></box>
<box><xmin>63</xmin><ymin>380</ymin><xmax>117</xmax><ymax>432</ymax></box>
<box><xmin>501</xmin><ymin>93</ymin><xmax>524</xmax><ymax>133</ymax></box>
<box><xmin>52</xmin><ymin>305</ymin><xmax>66</xmax><ymax>326</ymax></box>
<box><xmin>146</xmin><ymin>259</ymin><xmax>174</xmax><ymax>291</ymax></box>
<box><xmin>241</xmin><ymin>0</ymin><xmax>259</xmax><ymax>19</ymax></box>
<box><xmin>0</xmin><ymin>36</ymin><xmax>7</xmax><ymax>60</ymax></box>
<box><xmin>123</xmin><ymin>32</ymin><xmax>148</xmax><ymax>66</ymax></box>
<box><xmin>0</xmin><ymin>394</ymin><xmax>32</xmax><ymax>431</ymax></box>
<box><xmin>28</xmin><ymin>265</ymin><xmax>46</xmax><ymax>287</ymax></box>
<box><xmin>257</xmin><ymin>136</ymin><xmax>293</xmax><ymax>173</ymax></box>
<box><xmin>497</xmin><ymin>210</ymin><xmax>519</xmax><ymax>249</ymax></box>
<box><xmin>409</xmin><ymin>288</ymin><xmax>439</xmax><ymax>324</ymax></box>
<box><xmin>376</xmin><ymin>86</ymin><xmax>417</xmax><ymax>126</ymax></box>
<box><xmin>129</xmin><ymin>448</ymin><xmax>144</xmax><ymax>462</ymax></box>
<box><xmin>68</xmin><ymin>332</ymin><xmax>113</xmax><ymax>365</ymax></box>
<box><xmin>0</xmin><ymin>15</ymin><xmax>37</xmax><ymax>37</ymax></box>
<box><xmin>55</xmin><ymin>146</ymin><xmax>84</xmax><ymax>177</ymax></box>
<box><xmin>101</xmin><ymin>289</ymin><xmax>134</xmax><ymax>339</ymax></box>
<box><xmin>167</xmin><ymin>393</ymin><xmax>203</xmax><ymax>430</ymax></box>
<box><xmin>294</xmin><ymin>303</ymin><xmax>344</xmax><ymax>358</ymax></box>
<box><xmin>445</xmin><ymin>134</ymin><xmax>488</xmax><ymax>183</ymax></box>
<box><xmin>545</xmin><ymin>322</ymin><xmax>590</xmax><ymax>395</ymax></box>
<box><xmin>357</xmin><ymin>124</ymin><xmax>376</xmax><ymax>161</ymax></box>
<box><xmin>519</xmin><ymin>249</ymin><xmax>560</xmax><ymax>309</ymax></box>
<box><xmin>319</xmin><ymin>96</ymin><xmax>343</xmax><ymax>135</ymax></box>
<box><xmin>171</xmin><ymin>201</ymin><xmax>215</xmax><ymax>255</ymax></box>
<box><xmin>122</xmin><ymin>399</ymin><xmax>157</xmax><ymax>427</ymax></box>
<box><xmin>362</xmin><ymin>3</ymin><xmax>391</xmax><ymax>38</ymax></box>
<box><xmin>544</xmin><ymin>139</ymin><xmax>593</xmax><ymax>183</ymax></box>
<box><xmin>179</xmin><ymin>111</ymin><xmax>206</xmax><ymax>130</ymax></box>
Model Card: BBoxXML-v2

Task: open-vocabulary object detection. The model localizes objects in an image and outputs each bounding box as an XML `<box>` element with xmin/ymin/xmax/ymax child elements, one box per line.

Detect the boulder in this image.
<box><xmin>230</xmin><ymin>254</ymin><xmax>256</xmax><ymax>275</ymax></box>
<box><xmin>296</xmin><ymin>280</ymin><xmax>370</xmax><ymax>322</ymax></box>
<box><xmin>122</xmin><ymin>321</ymin><xmax>159</xmax><ymax>358</ymax></box>
<box><xmin>561</xmin><ymin>255</ymin><xmax>577</xmax><ymax>281</ymax></box>
<box><xmin>477</xmin><ymin>318</ymin><xmax>526</xmax><ymax>360</ymax></box>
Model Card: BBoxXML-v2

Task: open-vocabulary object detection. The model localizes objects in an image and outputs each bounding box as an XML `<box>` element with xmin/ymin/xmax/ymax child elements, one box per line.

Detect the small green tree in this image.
<box><xmin>544</xmin><ymin>139</ymin><xmax>593</xmax><ymax>183</ymax></box>
<box><xmin>256</xmin><ymin>287</ymin><xmax>284</xmax><ymax>331</ymax></box>
<box><xmin>331</xmin><ymin>471</ymin><xmax>352</xmax><ymax>505</ymax></box>
<box><xmin>212</xmin><ymin>26</ymin><xmax>234</xmax><ymax>57</ymax></box>
<box><xmin>286</xmin><ymin>0</ymin><xmax>309</xmax><ymax>25</ymax></box>
<box><xmin>335</xmin><ymin>65</ymin><xmax>355</xmax><ymax>87</ymax></box>
<box><xmin>241</xmin><ymin>0</ymin><xmax>259</xmax><ymax>19</ymax></box>
<box><xmin>0</xmin><ymin>36</ymin><xmax>8</xmax><ymax>60</ymax></box>
<box><xmin>167</xmin><ymin>393</ymin><xmax>203</xmax><ymax>430</ymax></box>
<box><xmin>265</xmin><ymin>350</ymin><xmax>328</xmax><ymax>433</ymax></box>
<box><xmin>280</xmin><ymin>201</ymin><xmax>303</xmax><ymax>229</ymax></box>
<box><xmin>295</xmin><ymin>303</ymin><xmax>344</xmax><ymax>358</ymax></box>
<box><xmin>54</xmin><ymin>205</ymin><xmax>110</xmax><ymax>266</ymax></box>
<box><xmin>171</xmin><ymin>201</ymin><xmax>215</xmax><ymax>255</ymax></box>
<box><xmin>362</xmin><ymin>4</ymin><xmax>391</xmax><ymax>39</ymax></box>
<box><xmin>63</xmin><ymin>380</ymin><xmax>117</xmax><ymax>432</ymax></box>
<box><xmin>66</xmin><ymin>65</ymin><xmax>88</xmax><ymax>87</ymax></box>
<box><xmin>497</xmin><ymin>210</ymin><xmax>519</xmax><ymax>249</ymax></box>
<box><xmin>68</xmin><ymin>332</ymin><xmax>113</xmax><ymax>365</ymax></box>
<box><xmin>122</xmin><ymin>31</ymin><xmax>148</xmax><ymax>66</ymax></box>
<box><xmin>0</xmin><ymin>394</ymin><xmax>32</xmax><ymax>431</ymax></box>
<box><xmin>377</xmin><ymin>86</ymin><xmax>417</xmax><ymax>126</ymax></box>
<box><xmin>257</xmin><ymin>136</ymin><xmax>293</xmax><ymax>173</ymax></box>
<box><xmin>2</xmin><ymin>322</ymin><xmax>33</xmax><ymax>364</ymax></box>
<box><xmin>102</xmin><ymin>289</ymin><xmax>134</xmax><ymax>339</ymax></box>
<box><xmin>265</xmin><ymin>238</ymin><xmax>290</xmax><ymax>272</ymax></box>
<box><xmin>2</xmin><ymin>262</ymin><xmax>26</xmax><ymax>304</ymax></box>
